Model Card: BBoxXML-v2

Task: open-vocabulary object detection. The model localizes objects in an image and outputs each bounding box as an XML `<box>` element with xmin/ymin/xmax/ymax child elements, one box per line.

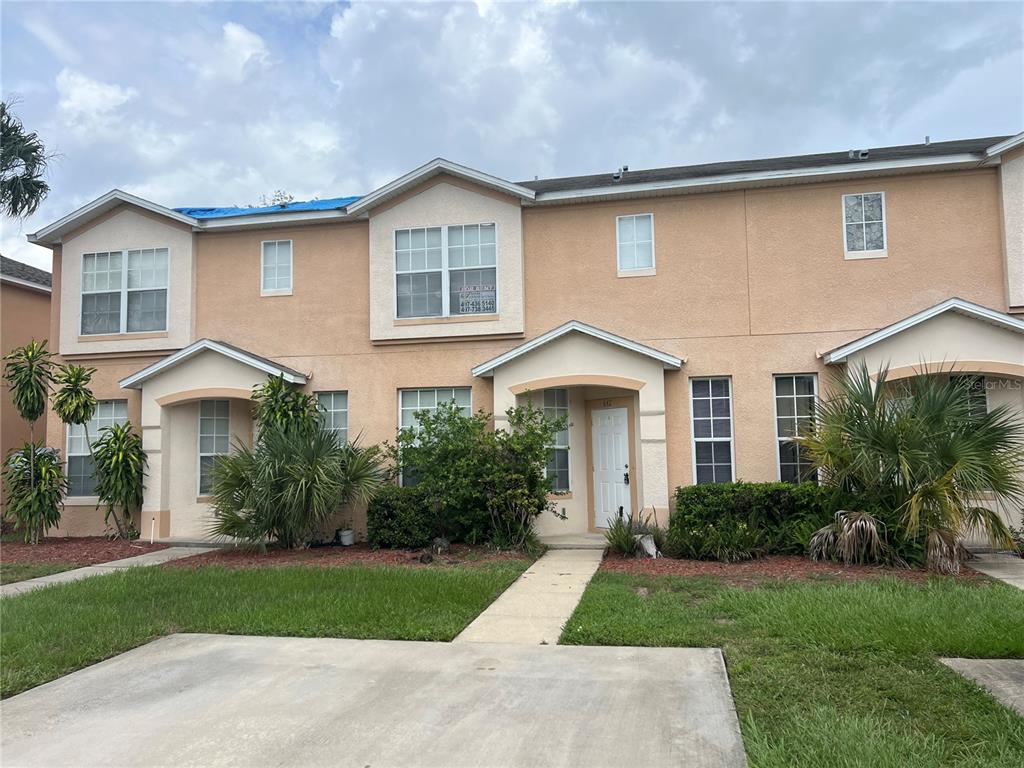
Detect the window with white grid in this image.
<box><xmin>198</xmin><ymin>400</ymin><xmax>230</xmax><ymax>495</ymax></box>
<box><xmin>398</xmin><ymin>388</ymin><xmax>472</xmax><ymax>485</ymax></box>
<box><xmin>616</xmin><ymin>214</ymin><xmax>655</xmax><ymax>272</ymax></box>
<box><xmin>544</xmin><ymin>389</ymin><xmax>570</xmax><ymax>492</ymax></box>
<box><xmin>261</xmin><ymin>240</ymin><xmax>293</xmax><ymax>294</ymax></box>
<box><xmin>317</xmin><ymin>391</ymin><xmax>349</xmax><ymax>442</ymax></box>
<box><xmin>690</xmin><ymin>377</ymin><xmax>733</xmax><ymax>484</ymax></box>
<box><xmin>81</xmin><ymin>248</ymin><xmax>168</xmax><ymax>334</ymax></box>
<box><xmin>774</xmin><ymin>374</ymin><xmax>817</xmax><ymax>483</ymax></box>
<box><xmin>67</xmin><ymin>400</ymin><xmax>128</xmax><ymax>496</ymax></box>
<box><xmin>843</xmin><ymin>192</ymin><xmax>886</xmax><ymax>256</ymax></box>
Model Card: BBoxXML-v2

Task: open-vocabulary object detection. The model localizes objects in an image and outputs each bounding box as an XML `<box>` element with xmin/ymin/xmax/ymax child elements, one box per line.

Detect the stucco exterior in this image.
<box><xmin>28</xmin><ymin>142</ymin><xmax>1024</xmax><ymax>541</ymax></box>
<box><xmin>999</xmin><ymin>146</ymin><xmax>1024</xmax><ymax>309</ymax></box>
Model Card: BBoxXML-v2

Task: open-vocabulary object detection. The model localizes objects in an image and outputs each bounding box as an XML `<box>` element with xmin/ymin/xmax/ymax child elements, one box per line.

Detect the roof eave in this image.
<box><xmin>28</xmin><ymin>190</ymin><xmax>199</xmax><ymax>246</ymax></box>
<box><xmin>118</xmin><ymin>339</ymin><xmax>307</xmax><ymax>389</ymax></box>
<box><xmin>0</xmin><ymin>274</ymin><xmax>51</xmax><ymax>294</ymax></box>
<box><xmin>985</xmin><ymin>131</ymin><xmax>1024</xmax><ymax>158</ymax></box>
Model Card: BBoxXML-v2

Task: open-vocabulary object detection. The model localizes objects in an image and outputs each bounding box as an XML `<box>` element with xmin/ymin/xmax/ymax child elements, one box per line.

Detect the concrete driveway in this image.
<box><xmin>0</xmin><ymin>633</ymin><xmax>747</xmax><ymax>768</ymax></box>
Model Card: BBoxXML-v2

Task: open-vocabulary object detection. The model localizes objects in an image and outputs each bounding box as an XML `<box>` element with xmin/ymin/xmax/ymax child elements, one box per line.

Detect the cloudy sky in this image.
<box><xmin>2</xmin><ymin>0</ymin><xmax>1021</xmax><ymax>270</ymax></box>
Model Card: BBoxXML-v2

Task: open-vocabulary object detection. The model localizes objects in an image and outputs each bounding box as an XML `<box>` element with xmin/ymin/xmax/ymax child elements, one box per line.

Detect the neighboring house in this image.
<box><xmin>1</xmin><ymin>256</ymin><xmax>53</xmax><ymax>511</ymax></box>
<box><xmin>25</xmin><ymin>132</ymin><xmax>1024</xmax><ymax>541</ymax></box>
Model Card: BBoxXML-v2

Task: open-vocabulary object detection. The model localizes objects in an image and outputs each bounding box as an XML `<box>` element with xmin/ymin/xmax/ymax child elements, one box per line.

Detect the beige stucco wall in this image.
<box><xmin>58</xmin><ymin>205</ymin><xmax>195</xmax><ymax>356</ymax></box>
<box><xmin>368</xmin><ymin>177</ymin><xmax>525</xmax><ymax>342</ymax></box>
<box><xmin>999</xmin><ymin>146</ymin><xmax>1024</xmax><ymax>309</ymax></box>
<box><xmin>1</xmin><ymin>282</ymin><xmax>51</xmax><ymax>461</ymax></box>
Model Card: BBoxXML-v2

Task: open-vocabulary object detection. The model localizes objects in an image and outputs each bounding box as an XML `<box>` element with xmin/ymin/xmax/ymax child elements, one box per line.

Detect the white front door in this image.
<box><xmin>591</xmin><ymin>407</ymin><xmax>632</xmax><ymax>529</ymax></box>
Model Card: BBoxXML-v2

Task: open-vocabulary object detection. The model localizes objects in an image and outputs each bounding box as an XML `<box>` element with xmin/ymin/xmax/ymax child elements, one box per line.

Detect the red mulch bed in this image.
<box><xmin>600</xmin><ymin>553</ymin><xmax>986</xmax><ymax>586</ymax></box>
<box><xmin>0</xmin><ymin>537</ymin><xmax>169</xmax><ymax>566</ymax></box>
<box><xmin>163</xmin><ymin>543</ymin><xmax>530</xmax><ymax>571</ymax></box>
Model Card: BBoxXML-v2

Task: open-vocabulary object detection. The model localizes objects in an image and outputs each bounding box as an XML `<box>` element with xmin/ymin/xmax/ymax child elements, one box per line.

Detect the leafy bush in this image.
<box><xmin>3</xmin><ymin>444</ymin><xmax>67</xmax><ymax>544</ymax></box>
<box><xmin>605</xmin><ymin>508</ymin><xmax>667</xmax><ymax>556</ymax></box>
<box><xmin>800</xmin><ymin>363</ymin><xmax>1024</xmax><ymax>573</ymax></box>
<box><xmin>367</xmin><ymin>485</ymin><xmax>434</xmax><ymax>549</ymax></box>
<box><xmin>667</xmin><ymin>481</ymin><xmax>834</xmax><ymax>561</ymax></box>
<box><xmin>252</xmin><ymin>375</ymin><xmax>319</xmax><ymax>434</ymax></box>
<box><xmin>92</xmin><ymin>422</ymin><xmax>146</xmax><ymax>539</ymax></box>
<box><xmin>388</xmin><ymin>399</ymin><xmax>565</xmax><ymax>548</ymax></box>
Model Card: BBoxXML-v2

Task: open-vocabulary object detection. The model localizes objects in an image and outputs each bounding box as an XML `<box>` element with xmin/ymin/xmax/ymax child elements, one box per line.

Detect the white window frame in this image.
<box><xmin>65</xmin><ymin>399</ymin><xmax>128</xmax><ymax>499</ymax></box>
<box><xmin>261</xmin><ymin>240</ymin><xmax>293</xmax><ymax>296</ymax></box>
<box><xmin>689</xmin><ymin>377</ymin><xmax>735</xmax><ymax>485</ymax></box>
<box><xmin>842</xmin><ymin>192</ymin><xmax>888</xmax><ymax>260</ymax></box>
<box><xmin>773</xmin><ymin>374</ymin><xmax>819</xmax><ymax>483</ymax></box>
<box><xmin>393</xmin><ymin>223</ymin><xmax>499</xmax><ymax>319</ymax></box>
<box><xmin>80</xmin><ymin>248</ymin><xmax>170</xmax><ymax>335</ymax></box>
<box><xmin>543</xmin><ymin>388</ymin><xmax>571</xmax><ymax>493</ymax></box>
<box><xmin>317</xmin><ymin>391</ymin><xmax>349</xmax><ymax>443</ymax></box>
<box><xmin>615</xmin><ymin>213</ymin><xmax>656</xmax><ymax>277</ymax></box>
<box><xmin>197</xmin><ymin>399</ymin><xmax>230</xmax><ymax>497</ymax></box>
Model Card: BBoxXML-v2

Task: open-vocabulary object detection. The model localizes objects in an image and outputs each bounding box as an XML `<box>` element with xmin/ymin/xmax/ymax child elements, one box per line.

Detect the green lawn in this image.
<box><xmin>0</xmin><ymin>561</ymin><xmax>528</xmax><ymax>698</ymax></box>
<box><xmin>0</xmin><ymin>561</ymin><xmax>79</xmax><ymax>585</ymax></box>
<box><xmin>562</xmin><ymin>573</ymin><xmax>1024</xmax><ymax>768</ymax></box>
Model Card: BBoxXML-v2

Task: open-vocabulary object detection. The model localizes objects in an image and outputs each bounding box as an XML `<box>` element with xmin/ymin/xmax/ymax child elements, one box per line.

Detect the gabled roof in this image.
<box><xmin>822</xmin><ymin>298</ymin><xmax>1024</xmax><ymax>364</ymax></box>
<box><xmin>29</xmin><ymin>190</ymin><xmax>198</xmax><ymax>245</ymax></box>
<box><xmin>119</xmin><ymin>338</ymin><xmax>307</xmax><ymax>389</ymax></box>
<box><xmin>345</xmin><ymin>157</ymin><xmax>536</xmax><ymax>216</ymax></box>
<box><xmin>472</xmin><ymin>320</ymin><xmax>683</xmax><ymax>378</ymax></box>
<box><xmin>1</xmin><ymin>255</ymin><xmax>51</xmax><ymax>292</ymax></box>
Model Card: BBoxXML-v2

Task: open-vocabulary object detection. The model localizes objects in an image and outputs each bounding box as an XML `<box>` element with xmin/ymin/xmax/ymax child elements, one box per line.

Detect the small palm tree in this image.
<box><xmin>1</xmin><ymin>100</ymin><xmax>51</xmax><ymax>218</ymax></box>
<box><xmin>52</xmin><ymin>362</ymin><xmax>98</xmax><ymax>447</ymax></box>
<box><xmin>3</xmin><ymin>340</ymin><xmax>56</xmax><ymax>495</ymax></box>
<box><xmin>92</xmin><ymin>422</ymin><xmax>146</xmax><ymax>539</ymax></box>
<box><xmin>801</xmin><ymin>363</ymin><xmax>1024</xmax><ymax>573</ymax></box>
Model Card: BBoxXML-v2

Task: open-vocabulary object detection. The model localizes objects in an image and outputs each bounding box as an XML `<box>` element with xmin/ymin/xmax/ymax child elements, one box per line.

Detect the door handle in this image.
<box><xmin>623</xmin><ymin>470</ymin><xmax>630</xmax><ymax>485</ymax></box>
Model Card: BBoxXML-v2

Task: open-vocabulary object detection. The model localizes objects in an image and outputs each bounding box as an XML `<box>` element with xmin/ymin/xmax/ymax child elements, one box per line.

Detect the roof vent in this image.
<box><xmin>612</xmin><ymin>164</ymin><xmax>629</xmax><ymax>182</ymax></box>
<box><xmin>848</xmin><ymin>149</ymin><xmax>870</xmax><ymax>160</ymax></box>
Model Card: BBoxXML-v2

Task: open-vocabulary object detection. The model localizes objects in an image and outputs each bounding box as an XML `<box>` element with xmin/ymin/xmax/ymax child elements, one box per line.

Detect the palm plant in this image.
<box><xmin>52</xmin><ymin>362</ymin><xmax>98</xmax><ymax>452</ymax></box>
<box><xmin>209</xmin><ymin>423</ymin><xmax>384</xmax><ymax>549</ymax></box>
<box><xmin>92</xmin><ymin>422</ymin><xmax>147</xmax><ymax>539</ymax></box>
<box><xmin>252</xmin><ymin>375</ymin><xmax>319</xmax><ymax>435</ymax></box>
<box><xmin>3</xmin><ymin>445</ymin><xmax>67</xmax><ymax>543</ymax></box>
<box><xmin>1</xmin><ymin>101</ymin><xmax>51</xmax><ymax>218</ymax></box>
<box><xmin>800</xmin><ymin>363</ymin><xmax>1024</xmax><ymax>573</ymax></box>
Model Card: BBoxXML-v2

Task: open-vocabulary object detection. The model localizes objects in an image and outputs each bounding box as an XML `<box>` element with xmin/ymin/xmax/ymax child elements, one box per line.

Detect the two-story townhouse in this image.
<box><xmin>25</xmin><ymin>133</ymin><xmax>1024</xmax><ymax>541</ymax></box>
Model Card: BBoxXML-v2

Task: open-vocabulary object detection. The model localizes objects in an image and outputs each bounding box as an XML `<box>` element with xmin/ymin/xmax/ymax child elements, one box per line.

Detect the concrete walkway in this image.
<box><xmin>455</xmin><ymin>549</ymin><xmax>604</xmax><ymax>645</ymax></box>
<box><xmin>942</xmin><ymin>658</ymin><xmax>1024</xmax><ymax>716</ymax></box>
<box><xmin>0</xmin><ymin>633</ymin><xmax>748</xmax><ymax>768</ymax></box>
<box><xmin>968</xmin><ymin>552</ymin><xmax>1024</xmax><ymax>590</ymax></box>
<box><xmin>0</xmin><ymin>546</ymin><xmax>212</xmax><ymax>598</ymax></box>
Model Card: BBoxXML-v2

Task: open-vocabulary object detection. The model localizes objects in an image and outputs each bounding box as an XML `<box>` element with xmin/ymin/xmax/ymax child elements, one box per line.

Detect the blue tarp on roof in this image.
<box><xmin>174</xmin><ymin>195</ymin><xmax>361</xmax><ymax>220</ymax></box>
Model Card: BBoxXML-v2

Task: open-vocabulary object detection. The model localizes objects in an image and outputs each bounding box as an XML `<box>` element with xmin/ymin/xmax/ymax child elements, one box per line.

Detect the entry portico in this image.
<box><xmin>472</xmin><ymin>321</ymin><xmax>683</xmax><ymax>536</ymax></box>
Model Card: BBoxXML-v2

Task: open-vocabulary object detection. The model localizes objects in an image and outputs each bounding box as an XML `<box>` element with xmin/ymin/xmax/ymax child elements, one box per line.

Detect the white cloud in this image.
<box><xmin>56</xmin><ymin>68</ymin><xmax>136</xmax><ymax>121</ymax></box>
<box><xmin>22</xmin><ymin>17</ymin><xmax>79</xmax><ymax>66</ymax></box>
<box><xmin>195</xmin><ymin>22</ymin><xmax>270</xmax><ymax>83</ymax></box>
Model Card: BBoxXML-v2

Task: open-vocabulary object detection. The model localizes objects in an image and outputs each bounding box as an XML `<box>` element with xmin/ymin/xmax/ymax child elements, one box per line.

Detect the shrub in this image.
<box><xmin>367</xmin><ymin>485</ymin><xmax>434</xmax><ymax>549</ymax></box>
<box><xmin>667</xmin><ymin>481</ymin><xmax>834</xmax><ymax>561</ymax></box>
<box><xmin>605</xmin><ymin>507</ymin><xmax>667</xmax><ymax>556</ymax></box>
<box><xmin>3</xmin><ymin>444</ymin><xmax>67</xmax><ymax>544</ymax></box>
<box><xmin>92</xmin><ymin>422</ymin><xmax>146</xmax><ymax>539</ymax></box>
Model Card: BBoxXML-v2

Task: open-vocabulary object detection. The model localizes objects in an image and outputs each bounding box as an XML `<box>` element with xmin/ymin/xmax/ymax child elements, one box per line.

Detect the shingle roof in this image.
<box><xmin>1</xmin><ymin>255</ymin><xmax>52</xmax><ymax>288</ymax></box>
<box><xmin>518</xmin><ymin>136</ymin><xmax>1011</xmax><ymax>194</ymax></box>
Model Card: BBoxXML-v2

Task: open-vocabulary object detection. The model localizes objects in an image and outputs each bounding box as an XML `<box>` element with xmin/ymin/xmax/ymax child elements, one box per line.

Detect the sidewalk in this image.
<box><xmin>454</xmin><ymin>548</ymin><xmax>604</xmax><ymax>645</ymax></box>
<box><xmin>969</xmin><ymin>552</ymin><xmax>1024</xmax><ymax>590</ymax></box>
<box><xmin>1</xmin><ymin>546</ymin><xmax>213</xmax><ymax>598</ymax></box>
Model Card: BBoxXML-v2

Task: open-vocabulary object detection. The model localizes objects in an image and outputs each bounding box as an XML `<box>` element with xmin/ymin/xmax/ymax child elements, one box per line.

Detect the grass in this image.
<box><xmin>0</xmin><ymin>560</ymin><xmax>528</xmax><ymax>698</ymax></box>
<box><xmin>0</xmin><ymin>561</ymin><xmax>80</xmax><ymax>585</ymax></box>
<box><xmin>562</xmin><ymin>573</ymin><xmax>1024</xmax><ymax>768</ymax></box>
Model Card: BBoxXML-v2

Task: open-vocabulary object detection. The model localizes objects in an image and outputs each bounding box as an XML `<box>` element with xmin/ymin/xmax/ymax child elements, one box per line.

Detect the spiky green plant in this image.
<box><xmin>800</xmin><ymin>363</ymin><xmax>1024</xmax><ymax>573</ymax></box>
<box><xmin>1</xmin><ymin>100</ymin><xmax>51</xmax><ymax>218</ymax></box>
<box><xmin>3</xmin><ymin>339</ymin><xmax>54</xmax><ymax>432</ymax></box>
<box><xmin>2</xmin><ymin>444</ymin><xmax>67</xmax><ymax>543</ymax></box>
<box><xmin>51</xmin><ymin>363</ymin><xmax>97</xmax><ymax>433</ymax></box>
<box><xmin>251</xmin><ymin>375</ymin><xmax>319</xmax><ymax>435</ymax></box>
<box><xmin>208</xmin><ymin>423</ymin><xmax>384</xmax><ymax>549</ymax></box>
<box><xmin>92</xmin><ymin>422</ymin><xmax>146</xmax><ymax>539</ymax></box>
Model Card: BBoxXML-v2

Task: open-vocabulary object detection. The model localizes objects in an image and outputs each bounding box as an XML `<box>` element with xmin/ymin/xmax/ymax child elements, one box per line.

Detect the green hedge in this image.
<box><xmin>367</xmin><ymin>485</ymin><xmax>434</xmax><ymax>549</ymax></box>
<box><xmin>666</xmin><ymin>482</ymin><xmax>836</xmax><ymax>562</ymax></box>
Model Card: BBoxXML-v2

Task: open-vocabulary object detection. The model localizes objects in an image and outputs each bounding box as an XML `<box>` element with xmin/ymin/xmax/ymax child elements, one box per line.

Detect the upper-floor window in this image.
<box><xmin>394</xmin><ymin>224</ymin><xmax>497</xmax><ymax>319</ymax></box>
<box><xmin>843</xmin><ymin>192</ymin><xmax>886</xmax><ymax>258</ymax></box>
<box><xmin>261</xmin><ymin>240</ymin><xmax>293</xmax><ymax>295</ymax></box>
<box><xmin>67</xmin><ymin>399</ymin><xmax>128</xmax><ymax>496</ymax></box>
<box><xmin>81</xmin><ymin>248</ymin><xmax>168</xmax><ymax>335</ymax></box>
<box><xmin>317</xmin><ymin>391</ymin><xmax>349</xmax><ymax>443</ymax></box>
<box><xmin>616</xmin><ymin>214</ymin><xmax>655</xmax><ymax>274</ymax></box>
<box><xmin>690</xmin><ymin>377</ymin><xmax>733</xmax><ymax>484</ymax></box>
<box><xmin>774</xmin><ymin>374</ymin><xmax>817</xmax><ymax>483</ymax></box>
<box><xmin>543</xmin><ymin>389</ymin><xmax>570</xmax><ymax>492</ymax></box>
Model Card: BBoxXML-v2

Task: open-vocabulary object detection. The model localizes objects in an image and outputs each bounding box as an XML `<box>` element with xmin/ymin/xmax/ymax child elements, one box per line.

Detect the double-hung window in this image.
<box><xmin>543</xmin><ymin>389</ymin><xmax>570</xmax><ymax>492</ymax></box>
<box><xmin>398</xmin><ymin>387</ymin><xmax>472</xmax><ymax>485</ymax></box>
<box><xmin>395</xmin><ymin>224</ymin><xmax>497</xmax><ymax>318</ymax></box>
<box><xmin>951</xmin><ymin>375</ymin><xmax>988</xmax><ymax>420</ymax></box>
<box><xmin>67</xmin><ymin>400</ymin><xmax>128</xmax><ymax>496</ymax></box>
<box><xmin>843</xmin><ymin>192</ymin><xmax>886</xmax><ymax>258</ymax></box>
<box><xmin>197</xmin><ymin>400</ymin><xmax>230</xmax><ymax>495</ymax></box>
<box><xmin>774</xmin><ymin>374</ymin><xmax>817</xmax><ymax>483</ymax></box>
<box><xmin>261</xmin><ymin>240</ymin><xmax>293</xmax><ymax>295</ymax></box>
<box><xmin>690</xmin><ymin>378</ymin><xmax>733</xmax><ymax>484</ymax></box>
<box><xmin>317</xmin><ymin>391</ymin><xmax>349</xmax><ymax>442</ymax></box>
<box><xmin>81</xmin><ymin>248</ymin><xmax>169</xmax><ymax>334</ymax></box>
<box><xmin>616</xmin><ymin>214</ymin><xmax>655</xmax><ymax>273</ymax></box>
